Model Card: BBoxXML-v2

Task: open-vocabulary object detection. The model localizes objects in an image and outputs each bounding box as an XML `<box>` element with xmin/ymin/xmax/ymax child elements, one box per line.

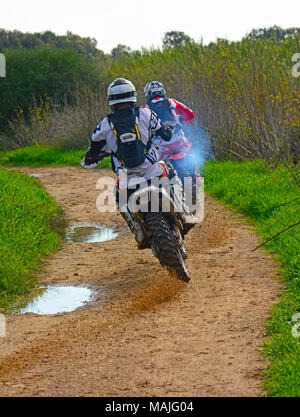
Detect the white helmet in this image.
<box><xmin>107</xmin><ymin>78</ymin><xmax>137</xmax><ymax>106</ymax></box>
<box><xmin>144</xmin><ymin>81</ymin><xmax>166</xmax><ymax>99</ymax></box>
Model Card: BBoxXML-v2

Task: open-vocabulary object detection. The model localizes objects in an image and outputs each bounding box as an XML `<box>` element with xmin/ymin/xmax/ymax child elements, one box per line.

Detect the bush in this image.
<box><xmin>3</xmin><ymin>88</ymin><xmax>107</xmax><ymax>150</ymax></box>
<box><xmin>0</xmin><ymin>47</ymin><xmax>100</xmax><ymax>126</ymax></box>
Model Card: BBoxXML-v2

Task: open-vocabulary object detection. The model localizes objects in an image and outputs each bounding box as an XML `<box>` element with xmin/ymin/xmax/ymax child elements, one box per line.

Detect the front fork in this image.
<box><xmin>119</xmin><ymin>204</ymin><xmax>150</xmax><ymax>250</ymax></box>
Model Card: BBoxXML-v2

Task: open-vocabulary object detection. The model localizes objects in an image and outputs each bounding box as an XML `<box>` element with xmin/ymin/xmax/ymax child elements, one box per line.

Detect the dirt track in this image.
<box><xmin>0</xmin><ymin>166</ymin><xmax>281</xmax><ymax>396</ymax></box>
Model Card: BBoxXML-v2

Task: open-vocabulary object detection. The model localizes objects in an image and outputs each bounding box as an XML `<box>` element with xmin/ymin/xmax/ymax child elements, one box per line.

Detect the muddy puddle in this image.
<box><xmin>12</xmin><ymin>285</ymin><xmax>94</xmax><ymax>315</ymax></box>
<box><xmin>65</xmin><ymin>222</ymin><xmax>118</xmax><ymax>243</ymax></box>
<box><xmin>27</xmin><ymin>173</ymin><xmax>51</xmax><ymax>178</ymax></box>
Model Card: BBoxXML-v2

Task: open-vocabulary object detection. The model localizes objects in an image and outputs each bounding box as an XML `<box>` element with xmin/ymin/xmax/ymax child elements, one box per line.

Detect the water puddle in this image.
<box><xmin>65</xmin><ymin>222</ymin><xmax>118</xmax><ymax>243</ymax></box>
<box><xmin>27</xmin><ymin>173</ymin><xmax>51</xmax><ymax>178</ymax></box>
<box><xmin>14</xmin><ymin>285</ymin><xmax>93</xmax><ymax>315</ymax></box>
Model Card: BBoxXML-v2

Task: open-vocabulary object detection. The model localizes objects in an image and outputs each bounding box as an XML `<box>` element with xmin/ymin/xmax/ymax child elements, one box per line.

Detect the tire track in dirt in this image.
<box><xmin>0</xmin><ymin>167</ymin><xmax>281</xmax><ymax>396</ymax></box>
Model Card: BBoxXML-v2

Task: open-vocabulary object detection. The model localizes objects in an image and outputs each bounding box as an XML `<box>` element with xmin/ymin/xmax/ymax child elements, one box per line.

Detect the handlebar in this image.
<box><xmin>99</xmin><ymin>150</ymin><xmax>112</xmax><ymax>159</ymax></box>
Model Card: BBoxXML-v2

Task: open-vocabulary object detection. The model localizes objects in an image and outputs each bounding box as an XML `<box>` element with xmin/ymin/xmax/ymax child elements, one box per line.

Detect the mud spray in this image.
<box><xmin>127</xmin><ymin>274</ymin><xmax>186</xmax><ymax>316</ymax></box>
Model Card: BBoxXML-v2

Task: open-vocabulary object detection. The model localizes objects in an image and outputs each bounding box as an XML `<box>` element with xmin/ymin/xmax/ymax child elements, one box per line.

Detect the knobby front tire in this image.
<box><xmin>145</xmin><ymin>212</ymin><xmax>191</xmax><ymax>282</ymax></box>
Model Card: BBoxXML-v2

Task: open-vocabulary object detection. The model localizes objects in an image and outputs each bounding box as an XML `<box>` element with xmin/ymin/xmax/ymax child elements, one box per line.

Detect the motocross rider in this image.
<box><xmin>81</xmin><ymin>78</ymin><xmax>175</xmax><ymax>233</ymax></box>
<box><xmin>142</xmin><ymin>81</ymin><xmax>197</xmax><ymax>182</ymax></box>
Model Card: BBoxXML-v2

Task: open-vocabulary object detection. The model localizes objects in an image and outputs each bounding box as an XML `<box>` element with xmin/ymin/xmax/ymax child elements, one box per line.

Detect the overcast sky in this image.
<box><xmin>1</xmin><ymin>0</ymin><xmax>299</xmax><ymax>53</ymax></box>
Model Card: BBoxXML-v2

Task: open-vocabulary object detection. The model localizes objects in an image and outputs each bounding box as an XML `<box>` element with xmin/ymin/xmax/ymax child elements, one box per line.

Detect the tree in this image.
<box><xmin>244</xmin><ymin>25</ymin><xmax>300</xmax><ymax>41</ymax></box>
<box><xmin>0</xmin><ymin>28</ymin><xmax>105</xmax><ymax>60</ymax></box>
<box><xmin>110</xmin><ymin>44</ymin><xmax>132</xmax><ymax>60</ymax></box>
<box><xmin>162</xmin><ymin>31</ymin><xmax>192</xmax><ymax>49</ymax></box>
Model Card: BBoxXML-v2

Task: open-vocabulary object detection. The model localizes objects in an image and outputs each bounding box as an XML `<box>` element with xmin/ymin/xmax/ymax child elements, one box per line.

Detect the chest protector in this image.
<box><xmin>107</xmin><ymin>107</ymin><xmax>150</xmax><ymax>168</ymax></box>
<box><xmin>147</xmin><ymin>98</ymin><xmax>175</xmax><ymax>123</ymax></box>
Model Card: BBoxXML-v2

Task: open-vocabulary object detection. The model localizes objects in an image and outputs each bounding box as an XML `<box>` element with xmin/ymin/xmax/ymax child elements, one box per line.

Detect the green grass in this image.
<box><xmin>0</xmin><ymin>145</ymin><xmax>111</xmax><ymax>309</ymax></box>
<box><xmin>203</xmin><ymin>159</ymin><xmax>300</xmax><ymax>397</ymax></box>
<box><xmin>0</xmin><ymin>145</ymin><xmax>112</xmax><ymax>168</ymax></box>
<box><xmin>0</xmin><ymin>167</ymin><xmax>64</xmax><ymax>309</ymax></box>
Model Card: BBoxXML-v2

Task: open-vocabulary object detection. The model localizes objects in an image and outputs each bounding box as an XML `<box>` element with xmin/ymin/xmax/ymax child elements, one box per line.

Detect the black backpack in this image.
<box><xmin>107</xmin><ymin>107</ymin><xmax>150</xmax><ymax>168</ymax></box>
<box><xmin>147</xmin><ymin>98</ymin><xmax>174</xmax><ymax>123</ymax></box>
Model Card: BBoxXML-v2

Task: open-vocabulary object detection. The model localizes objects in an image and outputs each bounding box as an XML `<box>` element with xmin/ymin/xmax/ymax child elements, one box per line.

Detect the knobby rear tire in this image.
<box><xmin>145</xmin><ymin>212</ymin><xmax>190</xmax><ymax>282</ymax></box>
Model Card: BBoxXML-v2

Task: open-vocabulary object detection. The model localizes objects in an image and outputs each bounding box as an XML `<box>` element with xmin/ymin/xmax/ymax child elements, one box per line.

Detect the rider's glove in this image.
<box><xmin>81</xmin><ymin>146</ymin><xmax>101</xmax><ymax>169</ymax></box>
<box><xmin>156</xmin><ymin>121</ymin><xmax>176</xmax><ymax>141</ymax></box>
<box><xmin>84</xmin><ymin>146</ymin><xmax>99</xmax><ymax>165</ymax></box>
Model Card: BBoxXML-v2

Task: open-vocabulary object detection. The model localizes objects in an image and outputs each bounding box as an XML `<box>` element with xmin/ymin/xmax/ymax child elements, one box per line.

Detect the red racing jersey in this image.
<box><xmin>142</xmin><ymin>97</ymin><xmax>194</xmax><ymax>160</ymax></box>
<box><xmin>142</xmin><ymin>97</ymin><xmax>194</xmax><ymax>124</ymax></box>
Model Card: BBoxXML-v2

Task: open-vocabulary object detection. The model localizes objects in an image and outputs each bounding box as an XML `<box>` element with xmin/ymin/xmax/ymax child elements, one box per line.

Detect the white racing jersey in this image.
<box><xmin>92</xmin><ymin>107</ymin><xmax>163</xmax><ymax>177</ymax></box>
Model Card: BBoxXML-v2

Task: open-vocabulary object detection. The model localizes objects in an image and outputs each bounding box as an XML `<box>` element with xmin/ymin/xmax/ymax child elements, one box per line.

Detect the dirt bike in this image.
<box><xmin>98</xmin><ymin>151</ymin><xmax>193</xmax><ymax>282</ymax></box>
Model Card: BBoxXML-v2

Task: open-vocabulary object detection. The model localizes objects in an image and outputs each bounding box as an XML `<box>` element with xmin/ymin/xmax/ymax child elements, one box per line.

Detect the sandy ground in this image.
<box><xmin>0</xmin><ymin>166</ymin><xmax>281</xmax><ymax>397</ymax></box>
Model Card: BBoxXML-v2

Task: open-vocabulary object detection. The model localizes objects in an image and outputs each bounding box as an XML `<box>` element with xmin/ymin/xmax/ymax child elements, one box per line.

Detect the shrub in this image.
<box><xmin>0</xmin><ymin>47</ymin><xmax>100</xmax><ymax>126</ymax></box>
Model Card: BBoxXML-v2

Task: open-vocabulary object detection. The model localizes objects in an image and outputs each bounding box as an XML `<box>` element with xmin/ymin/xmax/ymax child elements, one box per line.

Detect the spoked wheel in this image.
<box><xmin>145</xmin><ymin>212</ymin><xmax>191</xmax><ymax>282</ymax></box>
